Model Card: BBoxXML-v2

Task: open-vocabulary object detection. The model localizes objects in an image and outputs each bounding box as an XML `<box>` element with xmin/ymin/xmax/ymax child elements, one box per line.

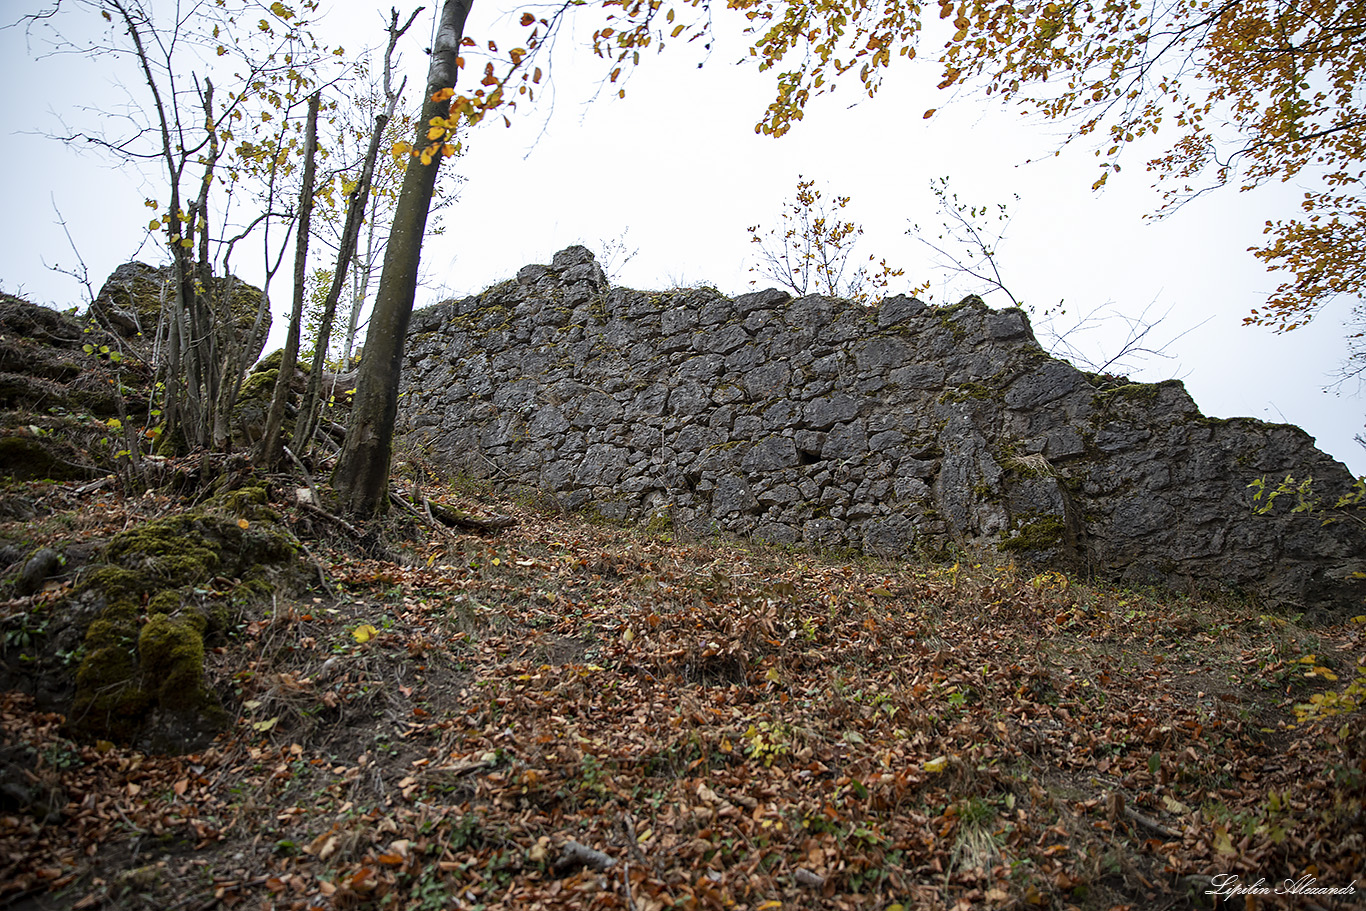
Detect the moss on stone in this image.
<box><xmin>213</xmin><ymin>484</ymin><xmax>280</xmax><ymax>523</ymax></box>
<box><xmin>251</xmin><ymin>348</ymin><xmax>308</xmax><ymax>376</ymax></box>
<box><xmin>238</xmin><ymin>367</ymin><xmax>279</xmax><ymax>402</ymax></box>
<box><xmin>67</xmin><ymin>506</ymin><xmax>299</xmax><ymax>746</ymax></box>
<box><xmin>146</xmin><ymin>590</ymin><xmax>183</xmax><ymax>616</ymax></box>
<box><xmin>137</xmin><ymin>613</ymin><xmax>206</xmax><ymax>711</ymax></box>
<box><xmin>999</xmin><ymin>514</ymin><xmax>1068</xmax><ymax>553</ymax></box>
<box><xmin>80</xmin><ymin>565</ymin><xmax>143</xmax><ymax>610</ymax></box>
<box><xmin>938</xmin><ymin>382</ymin><xmax>997</xmax><ymax>405</ymax></box>
<box><xmin>72</xmin><ymin>616</ymin><xmax>147</xmax><ymax>741</ymax></box>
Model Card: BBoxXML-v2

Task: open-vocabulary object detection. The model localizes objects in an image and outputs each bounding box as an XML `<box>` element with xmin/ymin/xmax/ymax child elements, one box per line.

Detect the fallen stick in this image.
<box><xmin>1124</xmin><ymin>806</ymin><xmax>1180</xmax><ymax>840</ymax></box>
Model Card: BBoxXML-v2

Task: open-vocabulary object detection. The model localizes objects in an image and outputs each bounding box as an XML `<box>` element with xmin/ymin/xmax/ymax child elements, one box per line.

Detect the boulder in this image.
<box><xmin>92</xmin><ymin>262</ymin><xmax>271</xmax><ymax>365</ymax></box>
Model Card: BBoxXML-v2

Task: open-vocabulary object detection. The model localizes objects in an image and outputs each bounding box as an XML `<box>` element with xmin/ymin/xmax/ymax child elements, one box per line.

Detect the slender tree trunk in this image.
<box><xmin>341</xmin><ymin>219</ymin><xmax>376</xmax><ymax>369</ymax></box>
<box><xmin>298</xmin><ymin>9</ymin><xmax>417</xmax><ymax>454</ymax></box>
<box><xmin>261</xmin><ymin>91</ymin><xmax>321</xmax><ymax>468</ymax></box>
<box><xmin>295</xmin><ymin>103</ymin><xmax>399</xmax><ymax>453</ymax></box>
<box><xmin>333</xmin><ymin>0</ymin><xmax>473</xmax><ymax>516</ymax></box>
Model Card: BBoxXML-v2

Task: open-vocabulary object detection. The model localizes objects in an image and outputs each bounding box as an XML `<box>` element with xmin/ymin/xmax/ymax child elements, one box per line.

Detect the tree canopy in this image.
<box><xmin>438</xmin><ymin>0</ymin><xmax>1363</xmax><ymax>334</ymax></box>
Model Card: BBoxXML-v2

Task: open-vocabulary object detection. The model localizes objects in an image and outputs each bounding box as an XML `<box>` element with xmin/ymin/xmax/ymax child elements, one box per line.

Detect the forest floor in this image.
<box><xmin>0</xmin><ymin>470</ymin><xmax>1363</xmax><ymax>911</ymax></box>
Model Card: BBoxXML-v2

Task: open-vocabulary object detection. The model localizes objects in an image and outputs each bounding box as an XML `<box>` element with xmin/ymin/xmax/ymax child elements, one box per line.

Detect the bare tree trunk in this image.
<box><xmin>292</xmin><ymin>109</ymin><xmax>386</xmax><ymax>452</ymax></box>
<box><xmin>261</xmin><ymin>91</ymin><xmax>321</xmax><ymax>468</ymax></box>
<box><xmin>295</xmin><ymin>10</ymin><xmax>415</xmax><ymax>455</ymax></box>
<box><xmin>333</xmin><ymin>0</ymin><xmax>473</xmax><ymax>517</ymax></box>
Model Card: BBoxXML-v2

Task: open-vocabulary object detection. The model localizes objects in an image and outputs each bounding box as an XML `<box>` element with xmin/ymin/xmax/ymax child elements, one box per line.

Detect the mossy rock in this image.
<box><xmin>138</xmin><ymin>613</ymin><xmax>207</xmax><ymax>711</ymax></box>
<box><xmin>66</xmin><ymin>505</ymin><xmax>302</xmax><ymax>750</ymax></box>
<box><xmin>103</xmin><ymin>509</ymin><xmax>297</xmax><ymax>588</ymax></box>
<box><xmin>234</xmin><ymin>355</ymin><xmax>309</xmax><ymax>446</ymax></box>
<box><xmin>999</xmin><ymin>514</ymin><xmax>1069</xmax><ymax>554</ymax></box>
<box><xmin>238</xmin><ymin>368</ymin><xmax>280</xmax><ymax>403</ymax></box>
<box><xmin>211</xmin><ymin>484</ymin><xmax>281</xmax><ymax>524</ymax></box>
<box><xmin>72</xmin><ymin>616</ymin><xmax>148</xmax><ymax>742</ymax></box>
<box><xmin>0</xmin><ymin>434</ymin><xmax>96</xmax><ymax>481</ymax></box>
<box><xmin>251</xmin><ymin>348</ymin><xmax>310</xmax><ymax>376</ymax></box>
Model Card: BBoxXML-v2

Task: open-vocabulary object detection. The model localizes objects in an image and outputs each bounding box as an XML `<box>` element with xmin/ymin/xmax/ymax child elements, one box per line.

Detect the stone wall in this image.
<box><xmin>398</xmin><ymin>246</ymin><xmax>1366</xmax><ymax>617</ymax></box>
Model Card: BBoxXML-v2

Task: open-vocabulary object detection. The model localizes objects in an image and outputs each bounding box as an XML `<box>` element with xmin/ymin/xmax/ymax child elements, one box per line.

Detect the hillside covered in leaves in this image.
<box><xmin>1</xmin><ymin>463</ymin><xmax>1364</xmax><ymax>910</ymax></box>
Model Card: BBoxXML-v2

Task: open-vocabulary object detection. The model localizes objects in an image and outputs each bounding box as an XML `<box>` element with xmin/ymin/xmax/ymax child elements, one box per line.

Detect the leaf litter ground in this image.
<box><xmin>1</xmin><ymin>477</ymin><xmax>1363</xmax><ymax>911</ymax></box>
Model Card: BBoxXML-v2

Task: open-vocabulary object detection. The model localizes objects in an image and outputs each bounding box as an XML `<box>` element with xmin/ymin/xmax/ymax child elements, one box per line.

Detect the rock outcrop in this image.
<box><xmin>398</xmin><ymin>246</ymin><xmax>1366</xmax><ymax>617</ymax></box>
<box><xmin>92</xmin><ymin>261</ymin><xmax>271</xmax><ymax>365</ymax></box>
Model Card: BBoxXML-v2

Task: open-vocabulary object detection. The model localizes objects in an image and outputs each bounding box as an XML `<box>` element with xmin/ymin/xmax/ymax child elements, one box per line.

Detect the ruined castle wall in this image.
<box><xmin>398</xmin><ymin>247</ymin><xmax>1366</xmax><ymax>616</ymax></box>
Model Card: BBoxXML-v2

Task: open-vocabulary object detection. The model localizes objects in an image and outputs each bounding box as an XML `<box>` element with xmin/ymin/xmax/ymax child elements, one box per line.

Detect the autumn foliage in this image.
<box><xmin>449</xmin><ymin>0</ymin><xmax>1364</xmax><ymax>333</ymax></box>
<box><xmin>747</xmin><ymin>176</ymin><xmax>905</xmax><ymax>303</ymax></box>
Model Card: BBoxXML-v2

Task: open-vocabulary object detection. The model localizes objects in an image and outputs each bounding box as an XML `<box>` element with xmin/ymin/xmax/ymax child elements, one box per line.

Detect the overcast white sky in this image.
<box><xmin>2</xmin><ymin>0</ymin><xmax>1363</xmax><ymax>474</ymax></box>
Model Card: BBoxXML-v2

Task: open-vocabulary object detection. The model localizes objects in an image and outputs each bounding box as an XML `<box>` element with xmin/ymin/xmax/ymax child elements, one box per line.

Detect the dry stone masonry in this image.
<box><xmin>398</xmin><ymin>246</ymin><xmax>1366</xmax><ymax>617</ymax></box>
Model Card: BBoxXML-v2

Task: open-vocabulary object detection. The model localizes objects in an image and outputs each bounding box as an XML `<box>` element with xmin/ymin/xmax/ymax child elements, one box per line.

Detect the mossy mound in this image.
<box><xmin>232</xmin><ymin>351</ymin><xmax>309</xmax><ymax>447</ymax></box>
<box><xmin>67</xmin><ymin>489</ymin><xmax>302</xmax><ymax>750</ymax></box>
<box><xmin>0</xmin><ymin>432</ymin><xmax>97</xmax><ymax>481</ymax></box>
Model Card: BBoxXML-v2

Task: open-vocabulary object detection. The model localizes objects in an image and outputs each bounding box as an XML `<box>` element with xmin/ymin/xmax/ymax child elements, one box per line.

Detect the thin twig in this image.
<box><xmin>622</xmin><ymin>861</ymin><xmax>636</xmax><ymax>911</ymax></box>
<box><xmin>282</xmin><ymin>445</ymin><xmax>321</xmax><ymax>508</ymax></box>
<box><xmin>1123</xmin><ymin>806</ymin><xmax>1180</xmax><ymax>840</ymax></box>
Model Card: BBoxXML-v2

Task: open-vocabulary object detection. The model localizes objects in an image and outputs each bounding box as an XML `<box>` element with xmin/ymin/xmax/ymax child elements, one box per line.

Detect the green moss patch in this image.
<box><xmin>67</xmin><ymin>504</ymin><xmax>301</xmax><ymax>749</ymax></box>
<box><xmin>999</xmin><ymin>513</ymin><xmax>1068</xmax><ymax>554</ymax></box>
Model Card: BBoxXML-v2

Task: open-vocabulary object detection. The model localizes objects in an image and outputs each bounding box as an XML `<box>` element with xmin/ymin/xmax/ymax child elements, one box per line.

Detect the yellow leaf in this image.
<box><xmin>237</xmin><ymin>518</ymin><xmax>250</xmax><ymax>529</ymax></box>
<box><xmin>1162</xmin><ymin>794</ymin><xmax>1190</xmax><ymax>814</ymax></box>
<box><xmin>1213</xmin><ymin>826</ymin><xmax>1236</xmax><ymax>856</ymax></box>
<box><xmin>352</xmin><ymin>624</ymin><xmax>378</xmax><ymax>643</ymax></box>
<box><xmin>923</xmin><ymin>756</ymin><xmax>948</xmax><ymax>773</ymax></box>
<box><xmin>252</xmin><ymin>716</ymin><xmax>279</xmax><ymax>732</ymax></box>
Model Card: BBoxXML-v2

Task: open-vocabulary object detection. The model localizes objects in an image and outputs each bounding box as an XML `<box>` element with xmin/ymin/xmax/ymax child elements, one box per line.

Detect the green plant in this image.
<box><xmin>741</xmin><ymin>720</ymin><xmax>791</xmax><ymax>766</ymax></box>
<box><xmin>3</xmin><ymin>613</ymin><xmax>49</xmax><ymax>658</ymax></box>
<box><xmin>1249</xmin><ymin>474</ymin><xmax>1366</xmax><ymax>528</ymax></box>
